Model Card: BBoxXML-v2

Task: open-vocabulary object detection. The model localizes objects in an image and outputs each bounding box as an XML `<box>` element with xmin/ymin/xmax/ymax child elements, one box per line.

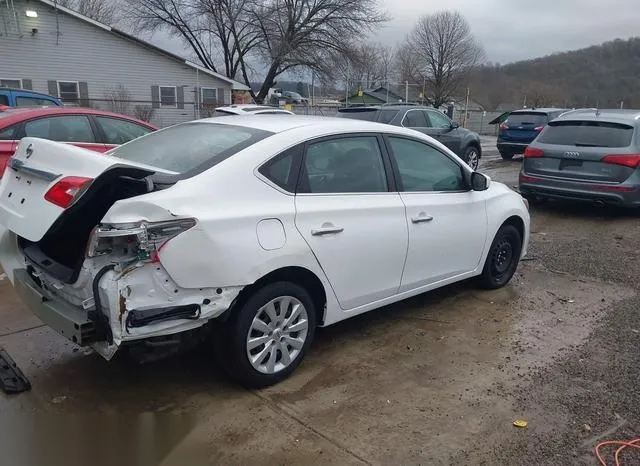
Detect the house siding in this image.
<box><xmin>0</xmin><ymin>0</ymin><xmax>232</xmax><ymax>127</ymax></box>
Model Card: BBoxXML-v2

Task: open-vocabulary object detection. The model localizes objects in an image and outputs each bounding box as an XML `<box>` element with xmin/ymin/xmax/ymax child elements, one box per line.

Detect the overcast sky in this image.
<box><xmin>149</xmin><ymin>0</ymin><xmax>640</xmax><ymax>67</ymax></box>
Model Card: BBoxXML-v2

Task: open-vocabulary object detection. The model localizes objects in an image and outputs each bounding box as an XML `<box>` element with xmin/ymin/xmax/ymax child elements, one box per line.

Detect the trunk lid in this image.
<box><xmin>0</xmin><ymin>137</ymin><xmax>160</xmax><ymax>242</ymax></box>
<box><xmin>524</xmin><ymin>120</ymin><xmax>637</xmax><ymax>183</ymax></box>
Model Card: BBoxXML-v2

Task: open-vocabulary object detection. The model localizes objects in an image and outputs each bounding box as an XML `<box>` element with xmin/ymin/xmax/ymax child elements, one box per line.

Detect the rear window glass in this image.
<box><xmin>108</xmin><ymin>122</ymin><xmax>272</xmax><ymax>174</ymax></box>
<box><xmin>507</xmin><ymin>112</ymin><xmax>547</xmax><ymax>126</ymax></box>
<box><xmin>337</xmin><ymin>109</ymin><xmax>378</xmax><ymax>121</ymax></box>
<box><xmin>537</xmin><ymin>121</ymin><xmax>634</xmax><ymax>148</ymax></box>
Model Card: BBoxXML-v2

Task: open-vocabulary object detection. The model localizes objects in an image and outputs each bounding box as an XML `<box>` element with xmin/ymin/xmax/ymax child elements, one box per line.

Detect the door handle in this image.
<box><xmin>311</xmin><ymin>226</ymin><xmax>344</xmax><ymax>236</ymax></box>
<box><xmin>411</xmin><ymin>214</ymin><xmax>434</xmax><ymax>224</ymax></box>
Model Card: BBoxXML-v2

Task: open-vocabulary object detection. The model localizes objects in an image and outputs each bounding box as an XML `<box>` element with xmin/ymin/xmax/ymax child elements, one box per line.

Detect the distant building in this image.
<box><xmin>0</xmin><ymin>0</ymin><xmax>250</xmax><ymax>127</ymax></box>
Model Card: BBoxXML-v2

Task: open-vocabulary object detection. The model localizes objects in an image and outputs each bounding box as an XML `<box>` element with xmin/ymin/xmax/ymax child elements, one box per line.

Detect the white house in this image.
<box><xmin>0</xmin><ymin>0</ymin><xmax>251</xmax><ymax>127</ymax></box>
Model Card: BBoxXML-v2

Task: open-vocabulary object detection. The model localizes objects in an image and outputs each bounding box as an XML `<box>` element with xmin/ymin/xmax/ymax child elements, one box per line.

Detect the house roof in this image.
<box><xmin>36</xmin><ymin>0</ymin><xmax>250</xmax><ymax>91</ymax></box>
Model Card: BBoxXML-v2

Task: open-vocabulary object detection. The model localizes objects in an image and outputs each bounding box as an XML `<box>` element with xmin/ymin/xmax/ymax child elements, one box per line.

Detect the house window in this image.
<box><xmin>57</xmin><ymin>81</ymin><xmax>79</xmax><ymax>103</ymax></box>
<box><xmin>201</xmin><ymin>88</ymin><xmax>217</xmax><ymax>106</ymax></box>
<box><xmin>160</xmin><ymin>86</ymin><xmax>177</xmax><ymax>108</ymax></box>
<box><xmin>0</xmin><ymin>79</ymin><xmax>22</xmax><ymax>88</ymax></box>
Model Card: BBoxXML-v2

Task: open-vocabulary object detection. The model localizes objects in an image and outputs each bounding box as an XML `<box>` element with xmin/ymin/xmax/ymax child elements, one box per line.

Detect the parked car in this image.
<box><xmin>0</xmin><ymin>107</ymin><xmax>157</xmax><ymax>177</ymax></box>
<box><xmin>0</xmin><ymin>115</ymin><xmax>529</xmax><ymax>387</ymax></box>
<box><xmin>497</xmin><ymin>108</ymin><xmax>567</xmax><ymax>160</ymax></box>
<box><xmin>281</xmin><ymin>91</ymin><xmax>308</xmax><ymax>105</ymax></box>
<box><xmin>337</xmin><ymin>105</ymin><xmax>483</xmax><ymax>169</ymax></box>
<box><xmin>0</xmin><ymin>88</ymin><xmax>62</xmax><ymax>108</ymax></box>
<box><xmin>519</xmin><ymin>109</ymin><xmax>640</xmax><ymax>207</ymax></box>
<box><xmin>213</xmin><ymin>105</ymin><xmax>294</xmax><ymax>116</ymax></box>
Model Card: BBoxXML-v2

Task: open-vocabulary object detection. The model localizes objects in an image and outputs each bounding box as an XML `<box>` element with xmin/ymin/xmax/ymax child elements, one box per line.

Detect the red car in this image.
<box><xmin>0</xmin><ymin>107</ymin><xmax>157</xmax><ymax>177</ymax></box>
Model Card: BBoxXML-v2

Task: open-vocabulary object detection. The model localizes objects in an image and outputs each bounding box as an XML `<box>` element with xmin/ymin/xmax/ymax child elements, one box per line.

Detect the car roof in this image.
<box><xmin>510</xmin><ymin>108</ymin><xmax>568</xmax><ymax>114</ymax></box>
<box><xmin>194</xmin><ymin>114</ymin><xmax>418</xmax><ymax>134</ymax></box>
<box><xmin>553</xmin><ymin>109</ymin><xmax>640</xmax><ymax>125</ymax></box>
<box><xmin>0</xmin><ymin>106</ymin><xmax>157</xmax><ymax>128</ymax></box>
<box><xmin>0</xmin><ymin>87</ymin><xmax>58</xmax><ymax>99</ymax></box>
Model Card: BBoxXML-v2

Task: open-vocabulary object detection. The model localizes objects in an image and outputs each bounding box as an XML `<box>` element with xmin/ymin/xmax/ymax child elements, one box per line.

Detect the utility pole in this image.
<box><xmin>463</xmin><ymin>87</ymin><xmax>470</xmax><ymax>128</ymax></box>
<box><xmin>405</xmin><ymin>81</ymin><xmax>408</xmax><ymax>103</ymax></box>
<box><xmin>421</xmin><ymin>76</ymin><xmax>425</xmax><ymax>105</ymax></box>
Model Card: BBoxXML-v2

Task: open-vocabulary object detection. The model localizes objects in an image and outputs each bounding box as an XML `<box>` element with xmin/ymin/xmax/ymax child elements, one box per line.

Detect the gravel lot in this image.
<box><xmin>0</xmin><ymin>147</ymin><xmax>638</xmax><ymax>465</ymax></box>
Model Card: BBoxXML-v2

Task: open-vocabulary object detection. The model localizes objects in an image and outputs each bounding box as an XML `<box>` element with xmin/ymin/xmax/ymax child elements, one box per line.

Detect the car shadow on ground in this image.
<box><xmin>30</xmin><ymin>278</ymin><xmax>482</xmax><ymax>409</ymax></box>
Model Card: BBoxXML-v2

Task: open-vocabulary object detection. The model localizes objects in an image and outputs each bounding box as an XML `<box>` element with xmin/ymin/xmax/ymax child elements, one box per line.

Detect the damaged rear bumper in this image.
<box><xmin>9</xmin><ymin>261</ymin><xmax>243</xmax><ymax>360</ymax></box>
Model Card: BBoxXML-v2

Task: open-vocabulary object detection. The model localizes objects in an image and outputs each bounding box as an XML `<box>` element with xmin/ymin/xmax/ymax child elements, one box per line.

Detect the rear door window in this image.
<box><xmin>300</xmin><ymin>136</ymin><xmax>388</xmax><ymax>193</ymax></box>
<box><xmin>506</xmin><ymin>112</ymin><xmax>547</xmax><ymax>126</ymax></box>
<box><xmin>402</xmin><ymin>110</ymin><xmax>428</xmax><ymax>128</ymax></box>
<box><xmin>24</xmin><ymin>115</ymin><xmax>96</xmax><ymax>142</ymax></box>
<box><xmin>0</xmin><ymin>124</ymin><xmax>17</xmax><ymax>140</ymax></box>
<box><xmin>537</xmin><ymin>121</ymin><xmax>634</xmax><ymax>148</ymax></box>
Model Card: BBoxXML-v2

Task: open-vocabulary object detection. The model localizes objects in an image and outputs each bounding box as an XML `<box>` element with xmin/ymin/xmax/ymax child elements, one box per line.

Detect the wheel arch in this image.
<box><xmin>223</xmin><ymin>266</ymin><xmax>327</xmax><ymax>326</ymax></box>
<box><xmin>501</xmin><ymin>215</ymin><xmax>525</xmax><ymax>242</ymax></box>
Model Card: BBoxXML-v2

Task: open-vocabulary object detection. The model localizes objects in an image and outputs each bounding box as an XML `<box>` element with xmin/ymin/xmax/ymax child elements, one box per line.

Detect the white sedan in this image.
<box><xmin>0</xmin><ymin>115</ymin><xmax>529</xmax><ymax>387</ymax></box>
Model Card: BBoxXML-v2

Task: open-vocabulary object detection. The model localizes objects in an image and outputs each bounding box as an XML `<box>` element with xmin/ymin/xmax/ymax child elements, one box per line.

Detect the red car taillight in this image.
<box><xmin>0</xmin><ymin>158</ymin><xmax>7</xmax><ymax>178</ymax></box>
<box><xmin>524</xmin><ymin>147</ymin><xmax>544</xmax><ymax>158</ymax></box>
<box><xmin>601</xmin><ymin>154</ymin><xmax>640</xmax><ymax>168</ymax></box>
<box><xmin>44</xmin><ymin>176</ymin><xmax>93</xmax><ymax>208</ymax></box>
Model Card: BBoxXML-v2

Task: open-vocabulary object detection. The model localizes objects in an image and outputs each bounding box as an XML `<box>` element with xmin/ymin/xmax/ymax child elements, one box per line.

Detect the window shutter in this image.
<box><xmin>177</xmin><ymin>86</ymin><xmax>184</xmax><ymax>109</ymax></box>
<box><xmin>217</xmin><ymin>87</ymin><xmax>226</xmax><ymax>105</ymax></box>
<box><xmin>79</xmin><ymin>81</ymin><xmax>89</xmax><ymax>106</ymax></box>
<box><xmin>48</xmin><ymin>80</ymin><xmax>58</xmax><ymax>97</ymax></box>
<box><xmin>151</xmin><ymin>85</ymin><xmax>159</xmax><ymax>109</ymax></box>
<box><xmin>22</xmin><ymin>79</ymin><xmax>33</xmax><ymax>90</ymax></box>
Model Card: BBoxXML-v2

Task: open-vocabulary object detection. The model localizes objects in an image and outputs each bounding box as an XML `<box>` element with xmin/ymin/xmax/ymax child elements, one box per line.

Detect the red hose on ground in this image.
<box><xmin>595</xmin><ymin>438</ymin><xmax>640</xmax><ymax>466</ymax></box>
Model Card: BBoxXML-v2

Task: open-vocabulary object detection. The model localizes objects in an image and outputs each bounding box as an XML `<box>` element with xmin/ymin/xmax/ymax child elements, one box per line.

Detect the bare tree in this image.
<box><xmin>401</xmin><ymin>11</ymin><xmax>484</xmax><ymax>107</ymax></box>
<box><xmin>56</xmin><ymin>0</ymin><xmax>120</xmax><ymax>25</ymax></box>
<box><xmin>331</xmin><ymin>43</ymin><xmax>392</xmax><ymax>94</ymax></box>
<box><xmin>103</xmin><ymin>84</ymin><xmax>132</xmax><ymax>115</ymax></box>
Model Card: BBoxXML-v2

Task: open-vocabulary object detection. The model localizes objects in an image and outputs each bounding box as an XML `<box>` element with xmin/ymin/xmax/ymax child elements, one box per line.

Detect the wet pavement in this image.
<box><xmin>1</xmin><ymin>149</ymin><xmax>639</xmax><ymax>465</ymax></box>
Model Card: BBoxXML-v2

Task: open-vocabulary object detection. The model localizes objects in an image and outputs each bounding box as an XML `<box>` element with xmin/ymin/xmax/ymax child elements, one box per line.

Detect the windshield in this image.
<box><xmin>108</xmin><ymin>122</ymin><xmax>273</xmax><ymax>175</ymax></box>
<box><xmin>537</xmin><ymin>120</ymin><xmax>635</xmax><ymax>148</ymax></box>
<box><xmin>506</xmin><ymin>112</ymin><xmax>547</xmax><ymax>126</ymax></box>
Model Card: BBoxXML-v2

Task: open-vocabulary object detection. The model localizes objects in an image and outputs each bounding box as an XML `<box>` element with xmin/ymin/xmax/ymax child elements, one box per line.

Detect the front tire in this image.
<box><xmin>215</xmin><ymin>282</ymin><xmax>316</xmax><ymax>388</ymax></box>
<box><xmin>479</xmin><ymin>225</ymin><xmax>522</xmax><ymax>289</ymax></box>
<box><xmin>463</xmin><ymin>146</ymin><xmax>480</xmax><ymax>170</ymax></box>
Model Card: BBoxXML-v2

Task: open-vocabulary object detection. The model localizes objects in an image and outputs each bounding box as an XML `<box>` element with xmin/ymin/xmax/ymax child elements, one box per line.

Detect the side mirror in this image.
<box><xmin>450</xmin><ymin>121</ymin><xmax>460</xmax><ymax>129</ymax></box>
<box><xmin>471</xmin><ymin>172</ymin><xmax>490</xmax><ymax>191</ymax></box>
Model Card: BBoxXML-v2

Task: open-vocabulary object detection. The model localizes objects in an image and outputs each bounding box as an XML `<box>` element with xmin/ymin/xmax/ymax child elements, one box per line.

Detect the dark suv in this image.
<box><xmin>497</xmin><ymin>108</ymin><xmax>567</xmax><ymax>160</ymax></box>
<box><xmin>337</xmin><ymin>105</ymin><xmax>483</xmax><ymax>169</ymax></box>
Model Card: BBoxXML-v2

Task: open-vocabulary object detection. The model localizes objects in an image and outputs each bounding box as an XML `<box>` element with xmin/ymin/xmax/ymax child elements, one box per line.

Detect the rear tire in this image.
<box><xmin>479</xmin><ymin>225</ymin><xmax>522</xmax><ymax>289</ymax></box>
<box><xmin>500</xmin><ymin>151</ymin><xmax>515</xmax><ymax>161</ymax></box>
<box><xmin>215</xmin><ymin>281</ymin><xmax>316</xmax><ymax>388</ymax></box>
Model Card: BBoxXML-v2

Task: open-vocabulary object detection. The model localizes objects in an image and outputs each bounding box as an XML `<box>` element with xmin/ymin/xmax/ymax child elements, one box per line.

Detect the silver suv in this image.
<box><xmin>519</xmin><ymin>109</ymin><xmax>640</xmax><ymax>207</ymax></box>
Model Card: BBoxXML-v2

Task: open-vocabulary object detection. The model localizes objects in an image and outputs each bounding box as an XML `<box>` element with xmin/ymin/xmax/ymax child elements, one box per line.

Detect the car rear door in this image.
<box><xmin>424</xmin><ymin>110</ymin><xmax>461</xmax><ymax>154</ymax></box>
<box><xmin>294</xmin><ymin>134</ymin><xmax>408</xmax><ymax>310</ymax></box>
<box><xmin>384</xmin><ymin>135</ymin><xmax>487</xmax><ymax>290</ymax></box>
<box><xmin>525</xmin><ymin>120</ymin><xmax>638</xmax><ymax>183</ymax></box>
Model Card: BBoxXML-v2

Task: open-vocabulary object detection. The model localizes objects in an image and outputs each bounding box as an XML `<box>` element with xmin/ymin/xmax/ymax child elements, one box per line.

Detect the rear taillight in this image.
<box><xmin>44</xmin><ymin>176</ymin><xmax>93</xmax><ymax>208</ymax></box>
<box><xmin>0</xmin><ymin>159</ymin><xmax>7</xmax><ymax>178</ymax></box>
<box><xmin>499</xmin><ymin>123</ymin><xmax>508</xmax><ymax>131</ymax></box>
<box><xmin>534</xmin><ymin>125</ymin><xmax>544</xmax><ymax>131</ymax></box>
<box><xmin>524</xmin><ymin>147</ymin><xmax>544</xmax><ymax>158</ymax></box>
<box><xmin>601</xmin><ymin>154</ymin><xmax>640</xmax><ymax>168</ymax></box>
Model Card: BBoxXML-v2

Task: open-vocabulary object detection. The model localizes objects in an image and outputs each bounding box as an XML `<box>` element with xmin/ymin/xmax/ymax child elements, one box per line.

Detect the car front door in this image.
<box><xmin>385</xmin><ymin>135</ymin><xmax>487</xmax><ymax>291</ymax></box>
<box><xmin>23</xmin><ymin>115</ymin><xmax>107</xmax><ymax>152</ymax></box>
<box><xmin>424</xmin><ymin>110</ymin><xmax>462</xmax><ymax>154</ymax></box>
<box><xmin>294</xmin><ymin>134</ymin><xmax>408</xmax><ymax>310</ymax></box>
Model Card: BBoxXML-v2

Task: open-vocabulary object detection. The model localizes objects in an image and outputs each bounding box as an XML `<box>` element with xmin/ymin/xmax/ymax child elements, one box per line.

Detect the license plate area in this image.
<box><xmin>1</xmin><ymin>172</ymin><xmax>51</xmax><ymax>213</ymax></box>
<box><xmin>560</xmin><ymin>159</ymin><xmax>583</xmax><ymax>170</ymax></box>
